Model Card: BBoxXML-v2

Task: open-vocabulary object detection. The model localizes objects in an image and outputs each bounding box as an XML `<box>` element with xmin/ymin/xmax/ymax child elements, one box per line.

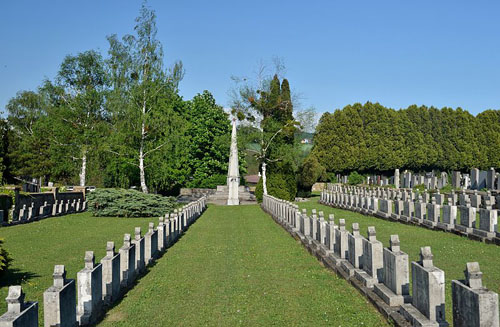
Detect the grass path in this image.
<box><xmin>298</xmin><ymin>196</ymin><xmax>500</xmax><ymax>325</ymax></box>
<box><xmin>100</xmin><ymin>205</ymin><xmax>387</xmax><ymax>326</ymax></box>
<box><xmin>0</xmin><ymin>213</ymin><xmax>152</xmax><ymax>324</ymax></box>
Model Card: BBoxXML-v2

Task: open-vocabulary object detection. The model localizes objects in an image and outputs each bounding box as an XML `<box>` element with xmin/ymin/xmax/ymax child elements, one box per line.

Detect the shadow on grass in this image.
<box><xmin>97</xmin><ymin>231</ymin><xmax>189</xmax><ymax>325</ymax></box>
<box><xmin>0</xmin><ymin>268</ymin><xmax>40</xmax><ymax>288</ymax></box>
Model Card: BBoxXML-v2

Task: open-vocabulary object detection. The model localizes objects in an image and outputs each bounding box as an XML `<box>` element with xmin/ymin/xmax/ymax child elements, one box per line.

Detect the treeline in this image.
<box><xmin>0</xmin><ymin>4</ymin><xmax>238</xmax><ymax>195</ymax></box>
<box><xmin>310</xmin><ymin>102</ymin><xmax>500</xmax><ymax>175</ymax></box>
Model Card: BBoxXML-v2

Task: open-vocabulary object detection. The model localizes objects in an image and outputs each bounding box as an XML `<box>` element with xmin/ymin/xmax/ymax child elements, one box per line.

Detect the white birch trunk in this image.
<box><xmin>139</xmin><ymin>143</ymin><xmax>148</xmax><ymax>193</ymax></box>
<box><xmin>79</xmin><ymin>150</ymin><xmax>87</xmax><ymax>187</ymax></box>
<box><xmin>262</xmin><ymin>162</ymin><xmax>268</xmax><ymax>195</ymax></box>
<box><xmin>139</xmin><ymin>95</ymin><xmax>149</xmax><ymax>194</ymax></box>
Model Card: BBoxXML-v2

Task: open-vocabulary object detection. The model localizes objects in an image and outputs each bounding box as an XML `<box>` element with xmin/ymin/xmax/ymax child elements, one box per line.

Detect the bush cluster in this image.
<box><xmin>347</xmin><ymin>171</ymin><xmax>364</xmax><ymax>185</ymax></box>
<box><xmin>86</xmin><ymin>188</ymin><xmax>177</xmax><ymax>217</ymax></box>
<box><xmin>255</xmin><ymin>173</ymin><xmax>297</xmax><ymax>202</ymax></box>
<box><xmin>0</xmin><ymin>238</ymin><xmax>11</xmax><ymax>277</ymax></box>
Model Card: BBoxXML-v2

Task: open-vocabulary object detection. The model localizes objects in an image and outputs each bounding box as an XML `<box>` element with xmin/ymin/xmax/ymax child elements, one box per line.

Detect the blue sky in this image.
<box><xmin>1</xmin><ymin>0</ymin><xmax>499</xmax><ymax>115</ymax></box>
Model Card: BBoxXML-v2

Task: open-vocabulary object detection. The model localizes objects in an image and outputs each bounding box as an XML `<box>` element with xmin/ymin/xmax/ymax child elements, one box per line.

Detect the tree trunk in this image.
<box><xmin>139</xmin><ymin>123</ymin><xmax>148</xmax><ymax>193</ymax></box>
<box><xmin>79</xmin><ymin>150</ymin><xmax>87</xmax><ymax>187</ymax></box>
<box><xmin>262</xmin><ymin>162</ymin><xmax>268</xmax><ymax>195</ymax></box>
<box><xmin>139</xmin><ymin>94</ymin><xmax>149</xmax><ymax>193</ymax></box>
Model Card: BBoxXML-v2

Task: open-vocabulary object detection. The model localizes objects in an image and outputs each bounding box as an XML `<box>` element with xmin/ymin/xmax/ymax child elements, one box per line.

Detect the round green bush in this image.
<box><xmin>347</xmin><ymin>171</ymin><xmax>364</xmax><ymax>185</ymax></box>
<box><xmin>255</xmin><ymin>172</ymin><xmax>297</xmax><ymax>202</ymax></box>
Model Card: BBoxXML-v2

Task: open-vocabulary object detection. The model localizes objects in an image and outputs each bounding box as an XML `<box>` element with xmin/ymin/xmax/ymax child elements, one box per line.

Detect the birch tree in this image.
<box><xmin>229</xmin><ymin>60</ymin><xmax>298</xmax><ymax>197</ymax></box>
<box><xmin>48</xmin><ymin>50</ymin><xmax>108</xmax><ymax>186</ymax></box>
<box><xmin>106</xmin><ymin>2</ymin><xmax>184</xmax><ymax>193</ymax></box>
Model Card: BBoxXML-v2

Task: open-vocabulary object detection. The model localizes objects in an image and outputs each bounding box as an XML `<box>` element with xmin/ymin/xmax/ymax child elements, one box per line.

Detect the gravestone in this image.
<box><xmin>43</xmin><ymin>265</ymin><xmax>76</xmax><ymax>327</ymax></box>
<box><xmin>452</xmin><ymin>262</ymin><xmax>499</xmax><ymax>327</ymax></box>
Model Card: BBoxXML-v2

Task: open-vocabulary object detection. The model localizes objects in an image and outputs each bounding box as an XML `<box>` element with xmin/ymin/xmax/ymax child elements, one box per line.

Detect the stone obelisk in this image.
<box><xmin>227</xmin><ymin>118</ymin><xmax>240</xmax><ymax>205</ymax></box>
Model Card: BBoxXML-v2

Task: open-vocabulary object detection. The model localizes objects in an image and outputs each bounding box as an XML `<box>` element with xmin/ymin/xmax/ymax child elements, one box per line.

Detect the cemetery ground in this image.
<box><xmin>100</xmin><ymin>204</ymin><xmax>387</xmax><ymax>326</ymax></box>
<box><xmin>299</xmin><ymin>196</ymin><xmax>500</xmax><ymax>324</ymax></box>
<box><xmin>0</xmin><ymin>212</ymin><xmax>153</xmax><ymax>323</ymax></box>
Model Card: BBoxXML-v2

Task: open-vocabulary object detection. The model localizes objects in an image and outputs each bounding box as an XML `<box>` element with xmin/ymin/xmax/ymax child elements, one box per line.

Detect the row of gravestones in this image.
<box><xmin>0</xmin><ymin>197</ymin><xmax>207</xmax><ymax>327</ymax></box>
<box><xmin>1</xmin><ymin>199</ymin><xmax>87</xmax><ymax>226</ymax></box>
<box><xmin>321</xmin><ymin>186</ymin><xmax>500</xmax><ymax>245</ymax></box>
<box><xmin>326</xmin><ymin>184</ymin><xmax>499</xmax><ymax>210</ymax></box>
<box><xmin>262</xmin><ymin>194</ymin><xmax>499</xmax><ymax>327</ymax></box>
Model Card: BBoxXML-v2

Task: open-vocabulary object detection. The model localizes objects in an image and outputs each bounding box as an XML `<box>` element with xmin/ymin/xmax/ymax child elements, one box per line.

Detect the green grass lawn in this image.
<box><xmin>0</xmin><ymin>212</ymin><xmax>153</xmax><ymax>324</ymax></box>
<box><xmin>298</xmin><ymin>196</ymin><xmax>500</xmax><ymax>324</ymax></box>
<box><xmin>100</xmin><ymin>205</ymin><xmax>387</xmax><ymax>326</ymax></box>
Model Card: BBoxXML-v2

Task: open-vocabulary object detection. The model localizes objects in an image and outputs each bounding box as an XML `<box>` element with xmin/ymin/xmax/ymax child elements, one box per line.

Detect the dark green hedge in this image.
<box><xmin>86</xmin><ymin>188</ymin><xmax>177</xmax><ymax>217</ymax></box>
<box><xmin>0</xmin><ymin>238</ymin><xmax>11</xmax><ymax>277</ymax></box>
<box><xmin>255</xmin><ymin>173</ymin><xmax>297</xmax><ymax>202</ymax></box>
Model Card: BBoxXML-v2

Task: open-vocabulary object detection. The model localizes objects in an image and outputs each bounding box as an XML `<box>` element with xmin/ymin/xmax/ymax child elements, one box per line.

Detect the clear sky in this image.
<box><xmin>1</xmin><ymin>0</ymin><xmax>499</xmax><ymax>116</ymax></box>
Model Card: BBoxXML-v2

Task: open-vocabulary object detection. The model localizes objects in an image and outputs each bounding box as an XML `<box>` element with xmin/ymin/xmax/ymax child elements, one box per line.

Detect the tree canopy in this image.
<box><xmin>310</xmin><ymin>102</ymin><xmax>500</xmax><ymax>175</ymax></box>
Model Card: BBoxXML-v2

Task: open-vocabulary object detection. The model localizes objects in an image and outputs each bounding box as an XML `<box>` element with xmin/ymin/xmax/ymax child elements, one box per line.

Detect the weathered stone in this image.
<box><xmin>144</xmin><ymin>222</ymin><xmax>158</xmax><ymax>265</ymax></box>
<box><xmin>0</xmin><ymin>286</ymin><xmax>38</xmax><ymax>327</ymax></box>
<box><xmin>473</xmin><ymin>208</ymin><xmax>498</xmax><ymax>239</ymax></box>
<box><xmin>452</xmin><ymin>262</ymin><xmax>499</xmax><ymax>327</ymax></box>
<box><xmin>77</xmin><ymin>251</ymin><xmax>102</xmax><ymax>325</ymax></box>
<box><xmin>456</xmin><ymin>207</ymin><xmax>476</xmax><ymax>234</ymax></box>
<box><xmin>43</xmin><ymin>265</ymin><xmax>76</xmax><ymax>327</ymax></box>
<box><xmin>374</xmin><ymin>235</ymin><xmax>410</xmax><ymax>306</ymax></box>
<box><xmin>400</xmin><ymin>247</ymin><xmax>448</xmax><ymax>326</ymax></box>
<box><xmin>132</xmin><ymin>227</ymin><xmax>145</xmax><ymax>273</ymax></box>
<box><xmin>101</xmin><ymin>242</ymin><xmax>120</xmax><ymax>305</ymax></box>
<box><xmin>120</xmin><ymin>234</ymin><xmax>136</xmax><ymax>290</ymax></box>
<box><xmin>355</xmin><ymin>226</ymin><xmax>383</xmax><ymax>288</ymax></box>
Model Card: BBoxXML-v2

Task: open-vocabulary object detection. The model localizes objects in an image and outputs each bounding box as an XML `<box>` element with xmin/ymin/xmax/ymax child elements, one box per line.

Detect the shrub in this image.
<box><xmin>413</xmin><ymin>184</ymin><xmax>426</xmax><ymax>193</ymax></box>
<box><xmin>86</xmin><ymin>188</ymin><xmax>177</xmax><ymax>217</ymax></box>
<box><xmin>0</xmin><ymin>238</ymin><xmax>12</xmax><ymax>277</ymax></box>
<box><xmin>298</xmin><ymin>155</ymin><xmax>326</xmax><ymax>191</ymax></box>
<box><xmin>347</xmin><ymin>171</ymin><xmax>364</xmax><ymax>185</ymax></box>
<box><xmin>188</xmin><ymin>174</ymin><xmax>227</xmax><ymax>189</ymax></box>
<box><xmin>440</xmin><ymin>184</ymin><xmax>453</xmax><ymax>194</ymax></box>
<box><xmin>255</xmin><ymin>173</ymin><xmax>297</xmax><ymax>202</ymax></box>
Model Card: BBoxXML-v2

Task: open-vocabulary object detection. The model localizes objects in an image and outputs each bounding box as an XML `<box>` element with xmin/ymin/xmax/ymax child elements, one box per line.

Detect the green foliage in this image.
<box><xmin>298</xmin><ymin>155</ymin><xmax>326</xmax><ymax>191</ymax></box>
<box><xmin>439</xmin><ymin>184</ymin><xmax>454</xmax><ymax>194</ymax></box>
<box><xmin>413</xmin><ymin>184</ymin><xmax>426</xmax><ymax>193</ymax></box>
<box><xmin>184</xmin><ymin>91</ymin><xmax>232</xmax><ymax>189</ymax></box>
<box><xmin>255</xmin><ymin>172</ymin><xmax>297</xmax><ymax>202</ymax></box>
<box><xmin>311</xmin><ymin>102</ymin><xmax>500</xmax><ymax>174</ymax></box>
<box><xmin>86</xmin><ymin>188</ymin><xmax>176</xmax><ymax>217</ymax></box>
<box><xmin>347</xmin><ymin>171</ymin><xmax>364</xmax><ymax>185</ymax></box>
<box><xmin>190</xmin><ymin>174</ymin><xmax>227</xmax><ymax>189</ymax></box>
<box><xmin>0</xmin><ymin>238</ymin><xmax>12</xmax><ymax>277</ymax></box>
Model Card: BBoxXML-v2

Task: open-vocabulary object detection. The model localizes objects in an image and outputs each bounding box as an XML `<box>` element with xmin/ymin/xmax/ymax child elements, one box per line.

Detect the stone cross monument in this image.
<box><xmin>227</xmin><ymin>119</ymin><xmax>240</xmax><ymax>205</ymax></box>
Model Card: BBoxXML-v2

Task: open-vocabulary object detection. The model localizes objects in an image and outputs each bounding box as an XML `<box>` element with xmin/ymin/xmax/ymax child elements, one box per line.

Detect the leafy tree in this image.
<box><xmin>46</xmin><ymin>50</ymin><xmax>108</xmax><ymax>186</ymax></box>
<box><xmin>185</xmin><ymin>91</ymin><xmax>231</xmax><ymax>188</ymax></box>
<box><xmin>0</xmin><ymin>119</ymin><xmax>9</xmax><ymax>183</ymax></box>
<box><xmin>6</xmin><ymin>90</ymin><xmax>55</xmax><ymax>184</ymax></box>
<box><xmin>310</xmin><ymin>102</ymin><xmax>500</xmax><ymax>175</ymax></box>
<box><xmin>230</xmin><ymin>60</ymin><xmax>299</xmax><ymax>198</ymax></box>
<box><xmin>106</xmin><ymin>2</ymin><xmax>184</xmax><ymax>193</ymax></box>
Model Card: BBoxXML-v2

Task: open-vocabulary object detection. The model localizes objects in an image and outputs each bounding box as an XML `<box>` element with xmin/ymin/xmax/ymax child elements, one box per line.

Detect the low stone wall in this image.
<box><xmin>1</xmin><ymin>188</ymin><xmax>86</xmax><ymax>226</ymax></box>
<box><xmin>262</xmin><ymin>194</ymin><xmax>499</xmax><ymax>327</ymax></box>
<box><xmin>321</xmin><ymin>185</ymin><xmax>500</xmax><ymax>246</ymax></box>
<box><xmin>0</xmin><ymin>196</ymin><xmax>207</xmax><ymax>326</ymax></box>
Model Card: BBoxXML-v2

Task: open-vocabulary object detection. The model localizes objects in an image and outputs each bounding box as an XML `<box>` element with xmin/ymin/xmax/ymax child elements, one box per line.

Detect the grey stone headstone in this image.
<box><xmin>43</xmin><ymin>265</ymin><xmax>76</xmax><ymax>327</ymax></box>
<box><xmin>451</xmin><ymin>262</ymin><xmax>499</xmax><ymax>327</ymax></box>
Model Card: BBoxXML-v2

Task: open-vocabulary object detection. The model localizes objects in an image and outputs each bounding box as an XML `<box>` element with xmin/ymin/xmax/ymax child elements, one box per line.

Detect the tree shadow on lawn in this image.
<box><xmin>0</xmin><ymin>268</ymin><xmax>40</xmax><ymax>288</ymax></box>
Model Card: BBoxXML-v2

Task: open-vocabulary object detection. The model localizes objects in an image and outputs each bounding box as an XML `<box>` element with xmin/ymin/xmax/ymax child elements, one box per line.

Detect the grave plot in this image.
<box><xmin>100</xmin><ymin>204</ymin><xmax>387</xmax><ymax>327</ymax></box>
<box><xmin>295</xmin><ymin>195</ymin><xmax>500</xmax><ymax>326</ymax></box>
